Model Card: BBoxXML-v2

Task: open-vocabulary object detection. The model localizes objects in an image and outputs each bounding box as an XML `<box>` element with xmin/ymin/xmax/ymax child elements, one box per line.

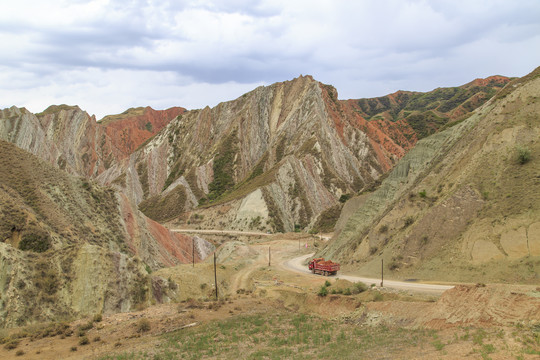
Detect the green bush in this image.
<box><xmin>516</xmin><ymin>145</ymin><xmax>531</xmax><ymax>164</ymax></box>
<box><xmin>18</xmin><ymin>228</ymin><xmax>51</xmax><ymax>253</ymax></box>
<box><xmin>318</xmin><ymin>286</ymin><xmax>328</xmax><ymax>297</ymax></box>
<box><xmin>351</xmin><ymin>282</ymin><xmax>368</xmax><ymax>294</ymax></box>
<box><xmin>324</xmin><ymin>280</ymin><xmax>331</xmax><ymax>287</ymax></box>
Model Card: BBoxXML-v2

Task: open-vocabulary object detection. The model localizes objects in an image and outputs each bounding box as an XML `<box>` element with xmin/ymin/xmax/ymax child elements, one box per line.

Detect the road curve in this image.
<box><xmin>283</xmin><ymin>253</ymin><xmax>454</xmax><ymax>295</ymax></box>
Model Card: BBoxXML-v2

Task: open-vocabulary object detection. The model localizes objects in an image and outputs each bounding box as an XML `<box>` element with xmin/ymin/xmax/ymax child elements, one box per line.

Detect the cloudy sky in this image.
<box><xmin>1</xmin><ymin>0</ymin><xmax>539</xmax><ymax>119</ymax></box>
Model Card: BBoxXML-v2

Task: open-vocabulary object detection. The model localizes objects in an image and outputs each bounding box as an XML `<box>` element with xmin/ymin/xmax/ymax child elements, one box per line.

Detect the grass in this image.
<box><xmin>98</xmin><ymin>311</ymin><xmax>431</xmax><ymax>360</ymax></box>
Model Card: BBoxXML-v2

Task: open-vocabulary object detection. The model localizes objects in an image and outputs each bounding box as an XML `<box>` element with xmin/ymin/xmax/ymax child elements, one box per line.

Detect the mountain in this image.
<box><xmin>97</xmin><ymin>75</ymin><xmax>507</xmax><ymax>232</ymax></box>
<box><xmin>0</xmin><ymin>139</ymin><xmax>211</xmax><ymax>327</ymax></box>
<box><xmin>0</xmin><ymin>75</ymin><xmax>509</xmax><ymax>236</ymax></box>
<box><xmin>0</xmin><ymin>105</ymin><xmax>184</xmax><ymax>178</ymax></box>
<box><xmin>320</xmin><ymin>67</ymin><xmax>540</xmax><ymax>283</ymax></box>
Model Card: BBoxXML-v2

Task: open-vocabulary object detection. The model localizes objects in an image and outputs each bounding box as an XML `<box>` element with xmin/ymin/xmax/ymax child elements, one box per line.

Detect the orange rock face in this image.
<box><xmin>101</xmin><ymin>107</ymin><xmax>186</xmax><ymax>158</ymax></box>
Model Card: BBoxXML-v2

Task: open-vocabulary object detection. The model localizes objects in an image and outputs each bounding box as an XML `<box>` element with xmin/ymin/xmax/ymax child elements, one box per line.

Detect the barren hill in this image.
<box><xmin>321</xmin><ymin>67</ymin><xmax>540</xmax><ymax>284</ymax></box>
<box><xmin>0</xmin><ymin>139</ymin><xmax>211</xmax><ymax>327</ymax></box>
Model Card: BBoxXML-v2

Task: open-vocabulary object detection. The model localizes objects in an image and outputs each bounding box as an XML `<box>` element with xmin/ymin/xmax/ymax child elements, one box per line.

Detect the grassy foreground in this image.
<box><xmin>99</xmin><ymin>311</ymin><xmax>431</xmax><ymax>360</ymax></box>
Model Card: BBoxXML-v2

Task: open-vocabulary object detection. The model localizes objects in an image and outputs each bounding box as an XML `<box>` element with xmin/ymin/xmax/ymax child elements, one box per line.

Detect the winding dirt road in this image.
<box><xmin>283</xmin><ymin>253</ymin><xmax>454</xmax><ymax>295</ymax></box>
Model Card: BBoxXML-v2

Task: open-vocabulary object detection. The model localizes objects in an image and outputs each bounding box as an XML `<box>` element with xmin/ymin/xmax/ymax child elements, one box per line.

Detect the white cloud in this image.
<box><xmin>0</xmin><ymin>0</ymin><xmax>539</xmax><ymax>115</ymax></box>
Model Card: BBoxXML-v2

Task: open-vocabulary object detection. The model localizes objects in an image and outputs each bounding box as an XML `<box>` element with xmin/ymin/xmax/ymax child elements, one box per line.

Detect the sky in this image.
<box><xmin>1</xmin><ymin>0</ymin><xmax>539</xmax><ymax>120</ymax></box>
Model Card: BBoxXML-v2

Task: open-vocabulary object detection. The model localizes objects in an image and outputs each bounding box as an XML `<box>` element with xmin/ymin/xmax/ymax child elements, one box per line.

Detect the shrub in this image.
<box><xmin>324</xmin><ymin>280</ymin><xmax>331</xmax><ymax>287</ymax></box>
<box><xmin>93</xmin><ymin>314</ymin><xmax>102</xmax><ymax>323</ymax></box>
<box><xmin>136</xmin><ymin>318</ymin><xmax>151</xmax><ymax>333</ymax></box>
<box><xmin>343</xmin><ymin>288</ymin><xmax>352</xmax><ymax>295</ymax></box>
<box><xmin>15</xmin><ymin>349</ymin><xmax>24</xmax><ymax>356</ymax></box>
<box><xmin>403</xmin><ymin>216</ymin><xmax>414</xmax><ymax>228</ymax></box>
<box><xmin>419</xmin><ymin>190</ymin><xmax>427</xmax><ymax>198</ymax></box>
<box><xmin>339</xmin><ymin>194</ymin><xmax>352</xmax><ymax>203</ymax></box>
<box><xmin>318</xmin><ymin>286</ymin><xmax>328</xmax><ymax>297</ymax></box>
<box><xmin>80</xmin><ymin>322</ymin><xmax>93</xmax><ymax>331</ymax></box>
<box><xmin>516</xmin><ymin>145</ymin><xmax>531</xmax><ymax>164</ymax></box>
<box><xmin>18</xmin><ymin>229</ymin><xmax>51</xmax><ymax>253</ymax></box>
<box><xmin>79</xmin><ymin>336</ymin><xmax>89</xmax><ymax>345</ymax></box>
<box><xmin>4</xmin><ymin>340</ymin><xmax>19</xmax><ymax>350</ymax></box>
<box><xmin>70</xmin><ymin>346</ymin><xmax>78</xmax><ymax>352</ymax></box>
<box><xmin>351</xmin><ymin>282</ymin><xmax>368</xmax><ymax>294</ymax></box>
<box><xmin>378</xmin><ymin>224</ymin><xmax>388</xmax><ymax>233</ymax></box>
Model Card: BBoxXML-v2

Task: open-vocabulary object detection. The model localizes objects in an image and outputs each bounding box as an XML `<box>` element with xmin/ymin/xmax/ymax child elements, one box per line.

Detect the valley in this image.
<box><xmin>0</xmin><ymin>67</ymin><xmax>539</xmax><ymax>359</ymax></box>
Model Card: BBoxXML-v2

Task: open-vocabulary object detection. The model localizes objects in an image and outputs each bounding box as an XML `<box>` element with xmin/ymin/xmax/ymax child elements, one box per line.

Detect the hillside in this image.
<box><xmin>321</xmin><ymin>67</ymin><xmax>540</xmax><ymax>283</ymax></box>
<box><xmin>0</xmin><ymin>140</ymin><xmax>211</xmax><ymax>327</ymax></box>
<box><xmin>0</xmin><ymin>75</ymin><xmax>509</xmax><ymax>235</ymax></box>
<box><xmin>96</xmin><ymin>76</ymin><xmax>507</xmax><ymax>233</ymax></box>
<box><xmin>0</xmin><ymin>105</ymin><xmax>183</xmax><ymax>178</ymax></box>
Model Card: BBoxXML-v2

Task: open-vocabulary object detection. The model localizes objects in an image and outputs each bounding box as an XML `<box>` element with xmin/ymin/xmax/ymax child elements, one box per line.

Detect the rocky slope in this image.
<box><xmin>321</xmin><ymin>67</ymin><xmax>540</xmax><ymax>283</ymax></box>
<box><xmin>99</xmin><ymin>106</ymin><xmax>186</xmax><ymax>156</ymax></box>
<box><xmin>0</xmin><ymin>76</ymin><xmax>508</xmax><ymax>235</ymax></box>
<box><xmin>0</xmin><ymin>105</ymin><xmax>183</xmax><ymax>178</ymax></box>
<box><xmin>0</xmin><ymin>139</ymin><xmax>211</xmax><ymax>327</ymax></box>
<box><xmin>98</xmin><ymin>76</ymin><xmax>507</xmax><ymax>233</ymax></box>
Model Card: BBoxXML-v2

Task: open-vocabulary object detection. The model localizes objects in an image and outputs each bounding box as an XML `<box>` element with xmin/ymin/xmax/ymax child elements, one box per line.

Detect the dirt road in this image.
<box><xmin>283</xmin><ymin>253</ymin><xmax>454</xmax><ymax>295</ymax></box>
<box><xmin>170</xmin><ymin>228</ymin><xmax>272</xmax><ymax>236</ymax></box>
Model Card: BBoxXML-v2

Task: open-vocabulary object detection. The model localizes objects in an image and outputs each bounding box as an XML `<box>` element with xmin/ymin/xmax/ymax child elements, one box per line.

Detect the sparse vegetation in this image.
<box><xmin>311</xmin><ymin>204</ymin><xmax>342</xmax><ymax>233</ymax></box>
<box><xmin>318</xmin><ymin>285</ymin><xmax>328</xmax><ymax>297</ymax></box>
<box><xmin>207</xmin><ymin>130</ymin><xmax>238</xmax><ymax>201</ymax></box>
<box><xmin>99</xmin><ymin>312</ymin><xmax>433</xmax><ymax>360</ymax></box>
<box><xmin>139</xmin><ymin>185</ymin><xmax>187</xmax><ymax>222</ymax></box>
<box><xmin>18</xmin><ymin>227</ymin><xmax>51</xmax><ymax>252</ymax></box>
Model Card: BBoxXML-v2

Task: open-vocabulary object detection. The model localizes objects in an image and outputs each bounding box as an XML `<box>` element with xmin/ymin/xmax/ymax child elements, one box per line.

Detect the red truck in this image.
<box><xmin>308</xmin><ymin>258</ymin><xmax>340</xmax><ymax>276</ymax></box>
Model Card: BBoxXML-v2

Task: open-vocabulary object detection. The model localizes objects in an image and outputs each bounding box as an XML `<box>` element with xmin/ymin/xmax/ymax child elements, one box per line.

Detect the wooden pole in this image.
<box><xmin>381</xmin><ymin>259</ymin><xmax>384</xmax><ymax>287</ymax></box>
<box><xmin>214</xmin><ymin>253</ymin><xmax>218</xmax><ymax>300</ymax></box>
<box><xmin>192</xmin><ymin>238</ymin><xmax>195</xmax><ymax>267</ymax></box>
<box><xmin>268</xmin><ymin>246</ymin><xmax>271</xmax><ymax>267</ymax></box>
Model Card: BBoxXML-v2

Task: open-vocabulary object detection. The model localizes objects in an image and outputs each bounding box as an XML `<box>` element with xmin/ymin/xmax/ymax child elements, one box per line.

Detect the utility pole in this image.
<box><xmin>214</xmin><ymin>253</ymin><xmax>218</xmax><ymax>300</ymax></box>
<box><xmin>268</xmin><ymin>246</ymin><xmax>271</xmax><ymax>267</ymax></box>
<box><xmin>192</xmin><ymin>238</ymin><xmax>195</xmax><ymax>267</ymax></box>
<box><xmin>381</xmin><ymin>259</ymin><xmax>384</xmax><ymax>287</ymax></box>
